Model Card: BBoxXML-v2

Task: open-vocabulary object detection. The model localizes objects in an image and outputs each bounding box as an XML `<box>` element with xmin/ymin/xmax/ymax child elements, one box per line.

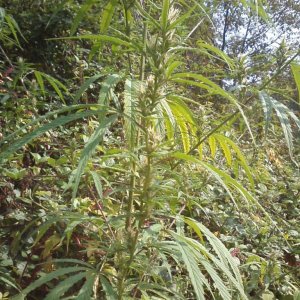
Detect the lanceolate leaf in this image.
<box><xmin>74</xmin><ymin>73</ymin><xmax>103</xmax><ymax>102</ymax></box>
<box><xmin>259</xmin><ymin>91</ymin><xmax>300</xmax><ymax>161</ymax></box>
<box><xmin>259</xmin><ymin>91</ymin><xmax>273</xmax><ymax>135</ymax></box>
<box><xmin>43</xmin><ymin>272</ymin><xmax>88</xmax><ymax>300</ymax></box>
<box><xmin>98</xmin><ymin>74</ymin><xmax>122</xmax><ymax>106</ymax></box>
<box><xmin>70</xmin><ymin>0</ymin><xmax>97</xmax><ymax>35</ymax></box>
<box><xmin>217</xmin><ymin>136</ymin><xmax>232</xmax><ymax>166</ymax></box>
<box><xmin>76</xmin><ymin>272</ymin><xmax>97</xmax><ymax>300</ymax></box>
<box><xmin>167</xmin><ymin>95</ymin><xmax>198</xmax><ymax>152</ymax></box>
<box><xmin>169</xmin><ymin>103</ymin><xmax>191</xmax><ymax>152</ymax></box>
<box><xmin>69</xmin><ymin>114</ymin><xmax>117</xmax><ymax>199</ymax></box>
<box><xmin>170</xmin><ymin>225</ymin><xmax>246</xmax><ymax>300</ymax></box>
<box><xmin>208</xmin><ymin>136</ymin><xmax>217</xmax><ymax>158</ymax></box>
<box><xmin>291</xmin><ymin>63</ymin><xmax>300</xmax><ymax>103</ymax></box>
<box><xmin>91</xmin><ymin>171</ymin><xmax>103</xmax><ymax>199</ymax></box>
<box><xmin>124</xmin><ymin>79</ymin><xmax>139</xmax><ymax>149</ymax></box>
<box><xmin>161</xmin><ymin>0</ymin><xmax>170</xmax><ymax>32</ymax></box>
<box><xmin>172</xmin><ymin>152</ymin><xmax>267</xmax><ymax>213</ymax></box>
<box><xmin>171</xmin><ymin>73</ymin><xmax>255</xmax><ymax>144</ymax></box>
<box><xmin>34</xmin><ymin>70</ymin><xmax>45</xmax><ymax>96</ymax></box>
<box><xmin>161</xmin><ymin>98</ymin><xmax>176</xmax><ymax>140</ymax></box>
<box><xmin>0</xmin><ymin>110</ymin><xmax>103</xmax><ymax>162</ymax></box>
<box><xmin>53</xmin><ymin>34</ymin><xmax>134</xmax><ymax>48</ymax></box>
<box><xmin>100</xmin><ymin>275</ymin><xmax>118</xmax><ymax>300</ymax></box>
<box><xmin>34</xmin><ymin>71</ymin><xmax>68</xmax><ymax>103</ymax></box>
<box><xmin>12</xmin><ymin>267</ymin><xmax>90</xmax><ymax>300</ymax></box>
<box><xmin>214</xmin><ymin>133</ymin><xmax>254</xmax><ymax>188</ymax></box>
<box><xmin>0</xmin><ymin>104</ymin><xmax>107</xmax><ymax>146</ymax></box>
<box><xmin>197</xmin><ymin>40</ymin><xmax>235</xmax><ymax>70</ymax></box>
<box><xmin>175</xmin><ymin>240</ymin><xmax>205</xmax><ymax>300</ymax></box>
<box><xmin>100</xmin><ymin>0</ymin><xmax>118</xmax><ymax>33</ymax></box>
<box><xmin>184</xmin><ymin>217</ymin><xmax>243</xmax><ymax>287</ymax></box>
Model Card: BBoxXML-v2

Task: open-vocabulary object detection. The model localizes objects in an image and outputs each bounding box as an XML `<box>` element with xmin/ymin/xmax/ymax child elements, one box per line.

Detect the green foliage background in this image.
<box><xmin>0</xmin><ymin>0</ymin><xmax>299</xmax><ymax>299</ymax></box>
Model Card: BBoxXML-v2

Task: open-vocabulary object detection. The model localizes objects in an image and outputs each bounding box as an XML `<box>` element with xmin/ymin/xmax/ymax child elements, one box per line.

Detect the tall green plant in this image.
<box><xmin>2</xmin><ymin>0</ymin><xmax>300</xmax><ymax>299</ymax></box>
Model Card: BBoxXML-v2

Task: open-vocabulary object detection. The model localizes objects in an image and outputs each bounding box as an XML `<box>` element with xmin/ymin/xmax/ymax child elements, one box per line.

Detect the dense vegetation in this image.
<box><xmin>0</xmin><ymin>1</ymin><xmax>299</xmax><ymax>299</ymax></box>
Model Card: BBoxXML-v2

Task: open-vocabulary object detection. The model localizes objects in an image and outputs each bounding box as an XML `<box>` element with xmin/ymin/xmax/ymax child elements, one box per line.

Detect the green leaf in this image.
<box><xmin>135</xmin><ymin>2</ymin><xmax>160</xmax><ymax>29</ymax></box>
<box><xmin>161</xmin><ymin>98</ymin><xmax>176</xmax><ymax>140</ymax></box>
<box><xmin>214</xmin><ymin>134</ymin><xmax>254</xmax><ymax>188</ymax></box>
<box><xmin>291</xmin><ymin>63</ymin><xmax>300</xmax><ymax>103</ymax></box>
<box><xmin>208</xmin><ymin>136</ymin><xmax>217</xmax><ymax>158</ymax></box>
<box><xmin>0</xmin><ymin>104</ymin><xmax>101</xmax><ymax>146</ymax></box>
<box><xmin>44</xmin><ymin>272</ymin><xmax>88</xmax><ymax>300</ymax></box>
<box><xmin>172</xmin><ymin>152</ymin><xmax>267</xmax><ymax>214</ymax></box>
<box><xmin>165</xmin><ymin>61</ymin><xmax>183</xmax><ymax>79</ymax></box>
<box><xmin>0</xmin><ymin>271</ymin><xmax>21</xmax><ymax>292</ymax></box>
<box><xmin>259</xmin><ymin>91</ymin><xmax>273</xmax><ymax>135</ymax></box>
<box><xmin>69</xmin><ymin>114</ymin><xmax>117</xmax><ymax>199</ymax></box>
<box><xmin>172</xmin><ymin>73</ymin><xmax>255</xmax><ymax>144</ymax></box>
<box><xmin>76</xmin><ymin>272</ymin><xmax>97</xmax><ymax>300</ymax></box>
<box><xmin>34</xmin><ymin>70</ymin><xmax>45</xmax><ymax>96</ymax></box>
<box><xmin>216</xmin><ymin>136</ymin><xmax>232</xmax><ymax>166</ymax></box>
<box><xmin>184</xmin><ymin>218</ymin><xmax>244</xmax><ymax>287</ymax></box>
<box><xmin>170</xmin><ymin>103</ymin><xmax>191</xmax><ymax>152</ymax></box>
<box><xmin>91</xmin><ymin>171</ymin><xmax>103</xmax><ymax>198</ymax></box>
<box><xmin>100</xmin><ymin>275</ymin><xmax>117</xmax><ymax>300</ymax></box>
<box><xmin>70</xmin><ymin>0</ymin><xmax>97</xmax><ymax>35</ymax></box>
<box><xmin>52</xmin><ymin>34</ymin><xmax>133</xmax><ymax>48</ymax></box>
<box><xmin>260</xmin><ymin>91</ymin><xmax>300</xmax><ymax>162</ymax></box>
<box><xmin>175</xmin><ymin>240</ymin><xmax>205</xmax><ymax>300</ymax></box>
<box><xmin>197</xmin><ymin>40</ymin><xmax>235</xmax><ymax>70</ymax></box>
<box><xmin>98</xmin><ymin>74</ymin><xmax>122</xmax><ymax>106</ymax></box>
<box><xmin>12</xmin><ymin>267</ymin><xmax>89</xmax><ymax>300</ymax></box>
<box><xmin>124</xmin><ymin>79</ymin><xmax>139</xmax><ymax>149</ymax></box>
<box><xmin>168</xmin><ymin>95</ymin><xmax>197</xmax><ymax>152</ymax></box>
<box><xmin>0</xmin><ymin>110</ymin><xmax>102</xmax><ymax>162</ymax></box>
<box><xmin>74</xmin><ymin>73</ymin><xmax>103</xmax><ymax>102</ymax></box>
<box><xmin>100</xmin><ymin>0</ymin><xmax>118</xmax><ymax>33</ymax></box>
<box><xmin>4</xmin><ymin>14</ymin><xmax>21</xmax><ymax>46</ymax></box>
<box><xmin>161</xmin><ymin>0</ymin><xmax>170</xmax><ymax>32</ymax></box>
<box><xmin>168</xmin><ymin>5</ymin><xmax>196</xmax><ymax>31</ymax></box>
<box><xmin>45</xmin><ymin>74</ymin><xmax>68</xmax><ymax>103</ymax></box>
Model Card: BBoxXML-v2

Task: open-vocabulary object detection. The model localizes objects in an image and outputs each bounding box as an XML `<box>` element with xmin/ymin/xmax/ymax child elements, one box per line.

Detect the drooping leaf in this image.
<box><xmin>74</xmin><ymin>73</ymin><xmax>103</xmax><ymax>102</ymax></box>
<box><xmin>197</xmin><ymin>40</ymin><xmax>235</xmax><ymax>70</ymax></box>
<box><xmin>161</xmin><ymin>0</ymin><xmax>170</xmax><ymax>31</ymax></box>
<box><xmin>171</xmin><ymin>73</ymin><xmax>255</xmax><ymax>144</ymax></box>
<box><xmin>12</xmin><ymin>267</ymin><xmax>89</xmax><ymax>300</ymax></box>
<box><xmin>34</xmin><ymin>70</ymin><xmax>45</xmax><ymax>96</ymax></box>
<box><xmin>76</xmin><ymin>272</ymin><xmax>97</xmax><ymax>300</ymax></box>
<box><xmin>68</xmin><ymin>114</ymin><xmax>117</xmax><ymax>199</ymax></box>
<box><xmin>100</xmin><ymin>0</ymin><xmax>118</xmax><ymax>33</ymax></box>
<box><xmin>44</xmin><ymin>272</ymin><xmax>88</xmax><ymax>300</ymax></box>
<box><xmin>91</xmin><ymin>171</ymin><xmax>103</xmax><ymax>199</ymax></box>
<box><xmin>100</xmin><ymin>275</ymin><xmax>118</xmax><ymax>300</ymax></box>
<box><xmin>291</xmin><ymin>63</ymin><xmax>300</xmax><ymax>103</ymax></box>
<box><xmin>259</xmin><ymin>91</ymin><xmax>300</xmax><ymax>161</ymax></box>
<box><xmin>124</xmin><ymin>79</ymin><xmax>140</xmax><ymax>149</ymax></box>
<box><xmin>70</xmin><ymin>0</ymin><xmax>97</xmax><ymax>35</ymax></box>
<box><xmin>175</xmin><ymin>240</ymin><xmax>205</xmax><ymax>300</ymax></box>
<box><xmin>98</xmin><ymin>74</ymin><xmax>122</xmax><ymax>107</ymax></box>
<box><xmin>216</xmin><ymin>136</ymin><xmax>232</xmax><ymax>166</ymax></box>
<box><xmin>0</xmin><ymin>110</ymin><xmax>103</xmax><ymax>162</ymax></box>
<box><xmin>52</xmin><ymin>34</ymin><xmax>134</xmax><ymax>48</ymax></box>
